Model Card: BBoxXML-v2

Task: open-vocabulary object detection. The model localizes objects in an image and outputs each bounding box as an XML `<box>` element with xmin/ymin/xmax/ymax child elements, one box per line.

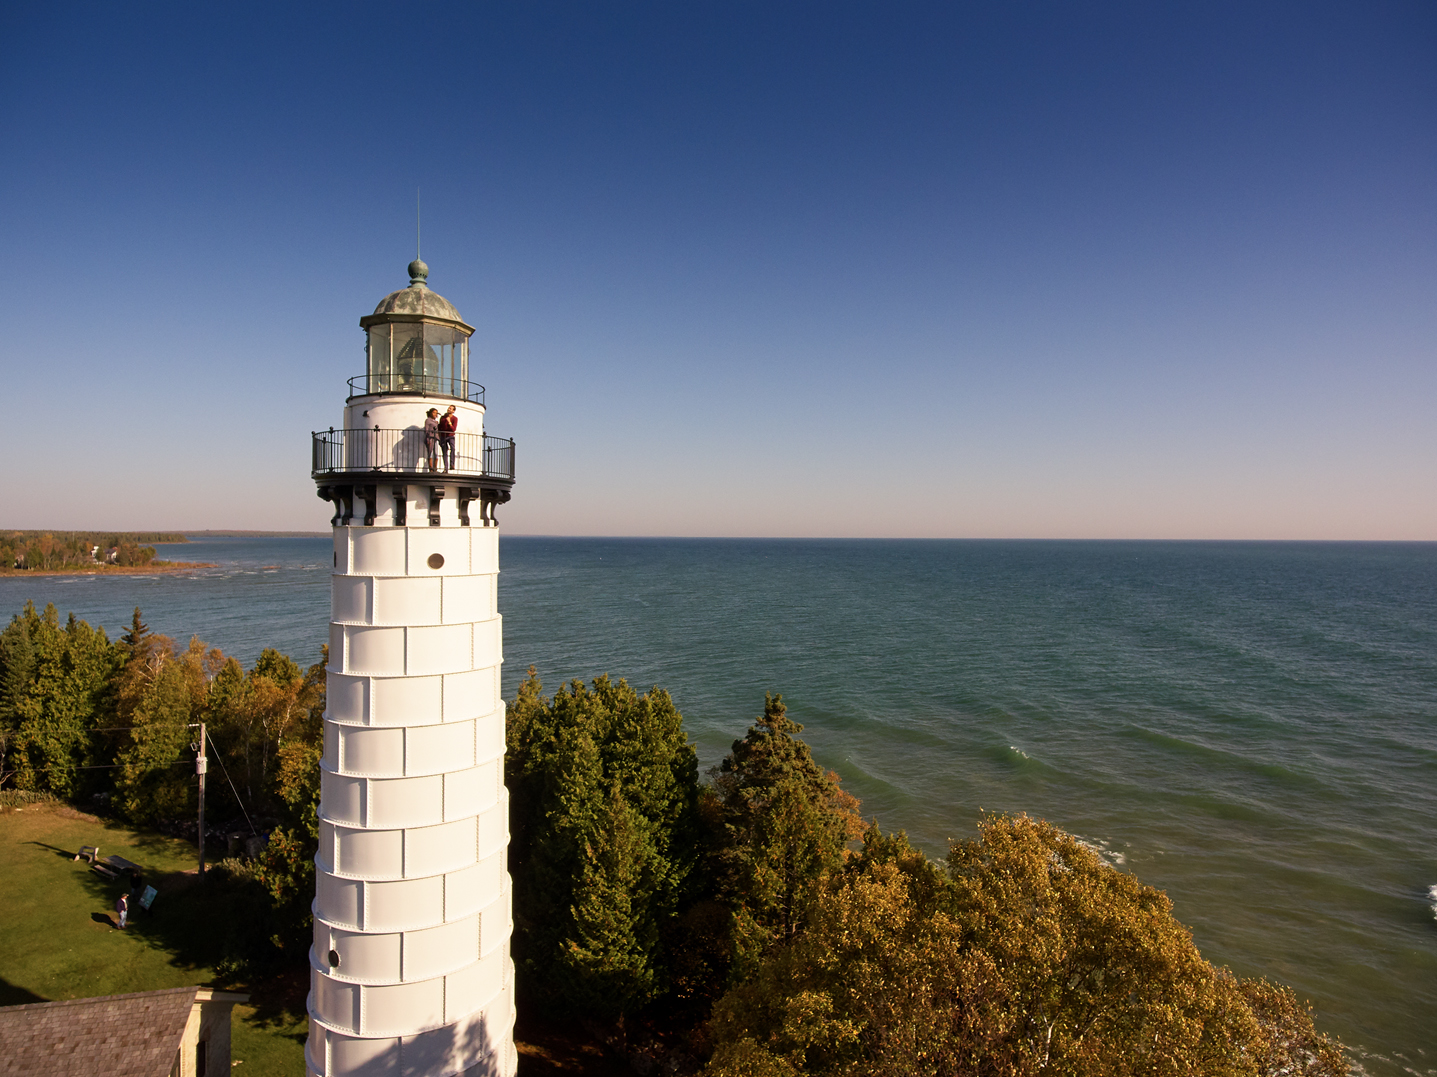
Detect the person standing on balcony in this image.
<box><xmin>439</xmin><ymin>404</ymin><xmax>458</xmax><ymax>473</ymax></box>
<box><xmin>424</xmin><ymin>408</ymin><xmax>440</xmax><ymax>472</ymax></box>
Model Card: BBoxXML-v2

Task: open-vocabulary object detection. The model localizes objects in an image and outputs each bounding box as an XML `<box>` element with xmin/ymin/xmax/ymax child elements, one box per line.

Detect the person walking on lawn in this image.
<box><xmin>115</xmin><ymin>893</ymin><xmax>128</xmax><ymax>929</ymax></box>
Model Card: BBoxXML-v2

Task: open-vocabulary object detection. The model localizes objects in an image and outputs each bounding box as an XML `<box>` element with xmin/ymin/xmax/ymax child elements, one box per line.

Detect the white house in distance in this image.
<box><xmin>304</xmin><ymin>260</ymin><xmax>518</xmax><ymax>1077</ymax></box>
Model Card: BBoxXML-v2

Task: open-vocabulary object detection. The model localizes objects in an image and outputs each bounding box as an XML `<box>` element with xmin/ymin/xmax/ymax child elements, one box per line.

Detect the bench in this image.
<box><xmin>92</xmin><ymin>854</ymin><xmax>143</xmax><ymax>883</ymax></box>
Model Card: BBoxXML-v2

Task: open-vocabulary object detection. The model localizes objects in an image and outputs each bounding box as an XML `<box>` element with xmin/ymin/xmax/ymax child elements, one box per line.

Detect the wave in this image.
<box><xmin>1075</xmin><ymin>835</ymin><xmax>1128</xmax><ymax>868</ymax></box>
<box><xmin>982</xmin><ymin>742</ymin><xmax>1063</xmax><ymax>777</ymax></box>
<box><xmin>1429</xmin><ymin>884</ymin><xmax>1437</xmax><ymax>922</ymax></box>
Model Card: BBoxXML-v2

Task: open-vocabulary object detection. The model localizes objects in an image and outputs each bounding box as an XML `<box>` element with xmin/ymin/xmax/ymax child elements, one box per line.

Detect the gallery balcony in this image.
<box><xmin>311</xmin><ymin>428</ymin><xmax>515</xmax><ymax>484</ymax></box>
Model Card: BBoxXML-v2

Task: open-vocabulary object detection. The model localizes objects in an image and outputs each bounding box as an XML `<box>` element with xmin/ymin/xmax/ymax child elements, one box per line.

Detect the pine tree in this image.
<box><xmin>506</xmin><ymin>669</ymin><xmax>701</xmax><ymax>1017</ymax></box>
<box><xmin>120</xmin><ymin>607</ymin><xmax>149</xmax><ymax>650</ymax></box>
<box><xmin>0</xmin><ymin>609</ymin><xmax>36</xmax><ymax>728</ymax></box>
<box><xmin>0</xmin><ymin>608</ymin><xmax>37</xmax><ymax>786</ymax></box>
<box><xmin>712</xmin><ymin>693</ymin><xmax>862</xmax><ymax>972</ymax></box>
<box><xmin>4</xmin><ymin>604</ymin><xmax>122</xmax><ymax>797</ymax></box>
<box><xmin>563</xmin><ymin>785</ymin><xmax>659</xmax><ymax>1020</ymax></box>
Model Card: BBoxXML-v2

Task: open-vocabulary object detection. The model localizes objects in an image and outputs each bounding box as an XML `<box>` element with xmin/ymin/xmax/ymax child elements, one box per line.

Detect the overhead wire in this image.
<box><xmin>206</xmin><ymin>730</ymin><xmax>258</xmax><ymax>837</ymax></box>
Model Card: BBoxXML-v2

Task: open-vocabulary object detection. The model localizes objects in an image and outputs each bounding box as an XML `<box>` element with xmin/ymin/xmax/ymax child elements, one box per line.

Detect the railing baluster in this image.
<box><xmin>345</xmin><ymin>375</ymin><xmax>485</xmax><ymax>407</ymax></box>
<box><xmin>314</xmin><ymin>429</ymin><xmax>512</xmax><ymax>480</ymax></box>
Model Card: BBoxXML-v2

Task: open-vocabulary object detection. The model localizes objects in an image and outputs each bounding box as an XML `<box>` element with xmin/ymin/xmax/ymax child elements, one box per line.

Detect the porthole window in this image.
<box><xmin>328</xmin><ymin>949</ymin><xmax>341</xmax><ymax>968</ymax></box>
<box><xmin>427</xmin><ymin>553</ymin><xmax>445</xmax><ymax>569</ymax></box>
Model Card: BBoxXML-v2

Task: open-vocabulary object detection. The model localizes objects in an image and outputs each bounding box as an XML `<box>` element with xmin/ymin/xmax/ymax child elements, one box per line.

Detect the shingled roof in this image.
<box><xmin>0</xmin><ymin>986</ymin><xmax>200</xmax><ymax>1077</ymax></box>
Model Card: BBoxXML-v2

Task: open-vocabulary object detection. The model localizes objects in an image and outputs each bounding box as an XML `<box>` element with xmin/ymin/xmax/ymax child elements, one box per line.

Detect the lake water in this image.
<box><xmin>3</xmin><ymin>535</ymin><xmax>1434</xmax><ymax>1075</ymax></box>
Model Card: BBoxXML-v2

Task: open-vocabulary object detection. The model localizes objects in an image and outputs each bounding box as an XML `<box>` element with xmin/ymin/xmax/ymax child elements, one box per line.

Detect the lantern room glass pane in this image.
<box><xmin>366</xmin><ymin>325</ymin><xmax>392</xmax><ymax>391</ymax></box>
<box><xmin>424</xmin><ymin>324</ymin><xmax>464</xmax><ymax>397</ymax></box>
<box><xmin>393</xmin><ymin>325</ymin><xmax>433</xmax><ymax>390</ymax></box>
<box><xmin>362</xmin><ymin>322</ymin><xmax>471</xmax><ymax>397</ymax></box>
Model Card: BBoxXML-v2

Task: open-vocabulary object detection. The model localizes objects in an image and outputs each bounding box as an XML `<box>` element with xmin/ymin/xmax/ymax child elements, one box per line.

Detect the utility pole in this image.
<box><xmin>196</xmin><ymin>722</ymin><xmax>207</xmax><ymax>881</ymax></box>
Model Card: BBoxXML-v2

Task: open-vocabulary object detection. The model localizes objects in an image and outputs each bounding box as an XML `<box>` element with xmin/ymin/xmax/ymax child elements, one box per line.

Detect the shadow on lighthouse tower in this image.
<box><xmin>305</xmin><ymin>260</ymin><xmax>517</xmax><ymax>1077</ymax></box>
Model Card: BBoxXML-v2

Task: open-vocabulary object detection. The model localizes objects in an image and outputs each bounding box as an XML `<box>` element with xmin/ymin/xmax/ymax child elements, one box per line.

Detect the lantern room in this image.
<box><xmin>344</xmin><ymin>259</ymin><xmax>485</xmax><ymax>433</ymax></box>
<box><xmin>355</xmin><ymin>259</ymin><xmax>477</xmax><ymax>396</ymax></box>
<box><xmin>359</xmin><ymin>260</ymin><xmax>473</xmax><ymax>399</ymax></box>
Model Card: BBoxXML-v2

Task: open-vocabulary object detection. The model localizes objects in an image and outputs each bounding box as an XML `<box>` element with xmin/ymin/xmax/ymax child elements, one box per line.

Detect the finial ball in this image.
<box><xmin>408</xmin><ymin>259</ymin><xmax>429</xmax><ymax>286</ymax></box>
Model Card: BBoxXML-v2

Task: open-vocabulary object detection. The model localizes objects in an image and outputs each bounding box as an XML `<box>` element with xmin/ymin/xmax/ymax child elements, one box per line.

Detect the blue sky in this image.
<box><xmin>2</xmin><ymin>2</ymin><xmax>1433</xmax><ymax>537</ymax></box>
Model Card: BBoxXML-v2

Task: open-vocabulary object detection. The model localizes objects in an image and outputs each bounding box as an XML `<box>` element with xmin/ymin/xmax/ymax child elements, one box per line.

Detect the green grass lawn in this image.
<box><xmin>0</xmin><ymin>802</ymin><xmax>307</xmax><ymax>1075</ymax></box>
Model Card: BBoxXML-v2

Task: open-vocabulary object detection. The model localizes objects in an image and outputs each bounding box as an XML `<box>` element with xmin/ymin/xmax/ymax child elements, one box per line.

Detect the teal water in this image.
<box><xmin>3</xmin><ymin>536</ymin><xmax>1434</xmax><ymax>1074</ymax></box>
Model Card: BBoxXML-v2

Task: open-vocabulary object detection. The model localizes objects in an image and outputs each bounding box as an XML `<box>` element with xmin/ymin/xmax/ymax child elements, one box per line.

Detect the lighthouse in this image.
<box><xmin>305</xmin><ymin>260</ymin><xmax>517</xmax><ymax>1077</ymax></box>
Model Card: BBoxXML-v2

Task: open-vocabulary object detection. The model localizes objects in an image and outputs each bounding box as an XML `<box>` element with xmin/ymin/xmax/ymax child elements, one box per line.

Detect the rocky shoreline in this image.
<box><xmin>0</xmin><ymin>562</ymin><xmax>218</xmax><ymax>577</ymax></box>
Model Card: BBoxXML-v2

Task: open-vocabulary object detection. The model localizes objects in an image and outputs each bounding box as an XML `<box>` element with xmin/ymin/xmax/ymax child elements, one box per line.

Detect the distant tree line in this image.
<box><xmin>0</xmin><ymin>601</ymin><xmax>1348</xmax><ymax>1074</ymax></box>
<box><xmin>0</xmin><ymin>531</ymin><xmax>188</xmax><ymax>571</ymax></box>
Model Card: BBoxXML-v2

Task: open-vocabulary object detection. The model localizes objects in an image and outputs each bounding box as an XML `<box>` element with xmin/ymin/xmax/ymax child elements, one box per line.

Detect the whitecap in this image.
<box><xmin>1428</xmin><ymin>884</ymin><xmax>1437</xmax><ymax>922</ymax></box>
<box><xmin>1071</xmin><ymin>835</ymin><xmax>1132</xmax><ymax>869</ymax></box>
<box><xmin>1008</xmin><ymin>746</ymin><xmax>1030</xmax><ymax>759</ymax></box>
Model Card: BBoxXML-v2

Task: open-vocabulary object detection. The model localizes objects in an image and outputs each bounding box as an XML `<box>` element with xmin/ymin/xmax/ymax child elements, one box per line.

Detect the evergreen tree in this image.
<box><xmin>0</xmin><ymin>609</ymin><xmax>37</xmax><ymax>784</ymax></box>
<box><xmin>207</xmin><ymin>647</ymin><xmax>312</xmax><ymax>805</ymax></box>
<box><xmin>5</xmin><ymin>603</ymin><xmax>122</xmax><ymax>797</ymax></box>
<box><xmin>506</xmin><ymin>669</ymin><xmax>701</xmax><ymax>1018</ymax></box>
<box><xmin>563</xmin><ymin>785</ymin><xmax>659</xmax><ymax>1019</ymax></box>
<box><xmin>120</xmin><ymin>606</ymin><xmax>149</xmax><ymax>650</ymax></box>
<box><xmin>711</xmin><ymin>693</ymin><xmax>862</xmax><ymax>974</ymax></box>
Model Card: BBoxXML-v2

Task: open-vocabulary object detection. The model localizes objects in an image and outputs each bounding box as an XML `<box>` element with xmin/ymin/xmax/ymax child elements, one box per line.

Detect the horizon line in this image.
<box><xmin>135</xmin><ymin>531</ymin><xmax>1437</xmax><ymax>544</ymax></box>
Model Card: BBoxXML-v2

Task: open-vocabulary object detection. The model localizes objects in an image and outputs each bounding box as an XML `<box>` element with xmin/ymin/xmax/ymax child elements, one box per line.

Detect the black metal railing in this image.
<box><xmin>312</xmin><ymin>428</ymin><xmax>515</xmax><ymax>481</ymax></box>
<box><xmin>346</xmin><ymin>374</ymin><xmax>485</xmax><ymax>405</ymax></box>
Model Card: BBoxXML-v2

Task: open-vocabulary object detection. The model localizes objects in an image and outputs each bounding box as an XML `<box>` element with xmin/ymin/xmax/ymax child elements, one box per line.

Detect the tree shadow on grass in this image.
<box><xmin>123</xmin><ymin>865</ymin><xmax>309</xmax><ymax>1028</ymax></box>
<box><xmin>32</xmin><ymin>822</ymin><xmax>311</xmax><ymax>1031</ymax></box>
<box><xmin>240</xmin><ymin>965</ymin><xmax>309</xmax><ymax>1041</ymax></box>
<box><xmin>0</xmin><ymin>976</ymin><xmax>48</xmax><ymax>1007</ymax></box>
<box><xmin>128</xmin><ymin>830</ymin><xmax>195</xmax><ymax>860</ymax></box>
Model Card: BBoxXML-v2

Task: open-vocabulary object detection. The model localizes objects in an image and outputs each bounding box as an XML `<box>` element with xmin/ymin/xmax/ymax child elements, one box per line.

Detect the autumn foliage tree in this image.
<box><xmin>705</xmin><ymin>815</ymin><xmax>1348</xmax><ymax>1077</ymax></box>
<box><xmin>108</xmin><ymin>609</ymin><xmax>230</xmax><ymax>824</ymax></box>
<box><xmin>250</xmin><ymin>646</ymin><xmax>327</xmax><ymax>954</ymax></box>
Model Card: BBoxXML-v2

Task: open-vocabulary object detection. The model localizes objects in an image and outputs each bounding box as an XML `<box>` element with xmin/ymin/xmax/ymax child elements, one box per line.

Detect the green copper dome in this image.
<box><xmin>370</xmin><ymin>259</ymin><xmax>466</xmax><ymax>326</ymax></box>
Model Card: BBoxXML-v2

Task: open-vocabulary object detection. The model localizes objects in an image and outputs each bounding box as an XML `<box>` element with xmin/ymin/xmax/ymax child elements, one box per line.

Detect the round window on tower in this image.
<box><xmin>427</xmin><ymin>553</ymin><xmax>445</xmax><ymax>570</ymax></box>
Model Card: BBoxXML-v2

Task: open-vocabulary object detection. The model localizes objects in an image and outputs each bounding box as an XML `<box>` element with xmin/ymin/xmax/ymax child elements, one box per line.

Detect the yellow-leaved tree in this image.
<box><xmin>706</xmin><ymin>815</ymin><xmax>1347</xmax><ymax>1077</ymax></box>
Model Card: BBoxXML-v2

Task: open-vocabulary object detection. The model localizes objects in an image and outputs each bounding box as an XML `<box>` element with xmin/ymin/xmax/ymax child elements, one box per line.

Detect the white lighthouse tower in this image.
<box><xmin>305</xmin><ymin>259</ymin><xmax>517</xmax><ymax>1077</ymax></box>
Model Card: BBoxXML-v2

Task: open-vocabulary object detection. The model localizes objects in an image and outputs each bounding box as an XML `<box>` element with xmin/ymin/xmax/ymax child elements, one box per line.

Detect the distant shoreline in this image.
<box><xmin>0</xmin><ymin>562</ymin><xmax>219</xmax><ymax>578</ymax></box>
<box><xmin>174</xmin><ymin>530</ymin><xmax>329</xmax><ymax>538</ymax></box>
